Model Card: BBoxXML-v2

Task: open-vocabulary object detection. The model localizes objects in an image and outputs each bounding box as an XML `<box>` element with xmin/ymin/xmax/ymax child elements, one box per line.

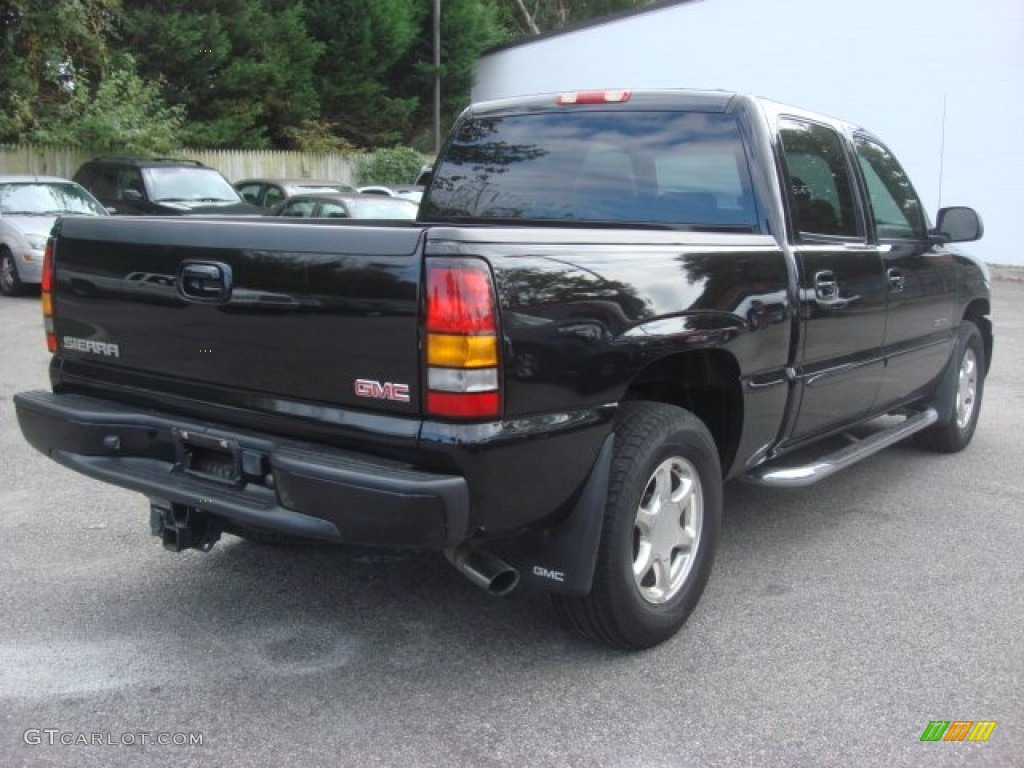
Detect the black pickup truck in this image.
<box><xmin>15</xmin><ymin>89</ymin><xmax>991</xmax><ymax>649</ymax></box>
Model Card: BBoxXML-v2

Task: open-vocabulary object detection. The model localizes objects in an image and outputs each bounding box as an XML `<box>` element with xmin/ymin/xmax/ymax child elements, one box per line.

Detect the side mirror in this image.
<box><xmin>122</xmin><ymin>189</ymin><xmax>144</xmax><ymax>203</ymax></box>
<box><xmin>933</xmin><ymin>206</ymin><xmax>983</xmax><ymax>243</ymax></box>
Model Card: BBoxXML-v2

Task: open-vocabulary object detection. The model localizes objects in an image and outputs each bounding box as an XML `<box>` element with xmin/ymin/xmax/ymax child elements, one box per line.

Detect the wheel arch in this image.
<box><xmin>620</xmin><ymin>348</ymin><xmax>743</xmax><ymax>476</ymax></box>
<box><xmin>963</xmin><ymin>299</ymin><xmax>992</xmax><ymax>375</ymax></box>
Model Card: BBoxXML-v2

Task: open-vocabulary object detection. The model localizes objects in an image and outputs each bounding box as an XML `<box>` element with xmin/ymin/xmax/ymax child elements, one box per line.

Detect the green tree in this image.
<box><xmin>120</xmin><ymin>0</ymin><xmax>323</xmax><ymax>148</ymax></box>
<box><xmin>0</xmin><ymin>0</ymin><xmax>120</xmax><ymax>142</ymax></box>
<box><xmin>397</xmin><ymin>0</ymin><xmax>508</xmax><ymax>150</ymax></box>
<box><xmin>358</xmin><ymin>147</ymin><xmax>428</xmax><ymax>185</ymax></box>
<box><xmin>497</xmin><ymin>0</ymin><xmax>660</xmax><ymax>37</ymax></box>
<box><xmin>26</xmin><ymin>54</ymin><xmax>185</xmax><ymax>153</ymax></box>
<box><xmin>302</xmin><ymin>0</ymin><xmax>424</xmax><ymax>148</ymax></box>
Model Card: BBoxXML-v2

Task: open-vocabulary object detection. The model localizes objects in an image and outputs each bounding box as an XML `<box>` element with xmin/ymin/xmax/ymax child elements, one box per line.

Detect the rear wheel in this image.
<box><xmin>915</xmin><ymin>320</ymin><xmax>985</xmax><ymax>453</ymax></box>
<box><xmin>0</xmin><ymin>247</ymin><xmax>26</xmax><ymax>297</ymax></box>
<box><xmin>552</xmin><ymin>401</ymin><xmax>722</xmax><ymax>650</ymax></box>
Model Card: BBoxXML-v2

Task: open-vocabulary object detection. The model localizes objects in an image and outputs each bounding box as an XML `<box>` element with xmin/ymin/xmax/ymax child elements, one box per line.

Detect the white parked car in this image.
<box><xmin>0</xmin><ymin>175</ymin><xmax>108</xmax><ymax>296</ymax></box>
<box><xmin>357</xmin><ymin>185</ymin><xmax>423</xmax><ymax>204</ymax></box>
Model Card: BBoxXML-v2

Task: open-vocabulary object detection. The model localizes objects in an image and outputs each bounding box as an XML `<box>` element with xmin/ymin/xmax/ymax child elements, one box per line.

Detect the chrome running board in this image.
<box><xmin>746</xmin><ymin>408</ymin><xmax>938</xmax><ymax>488</ymax></box>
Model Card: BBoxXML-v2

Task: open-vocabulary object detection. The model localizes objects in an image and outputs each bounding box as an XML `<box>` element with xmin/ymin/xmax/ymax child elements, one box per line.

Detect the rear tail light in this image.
<box><xmin>41</xmin><ymin>238</ymin><xmax>56</xmax><ymax>353</ymax></box>
<box><xmin>424</xmin><ymin>258</ymin><xmax>501</xmax><ymax>419</ymax></box>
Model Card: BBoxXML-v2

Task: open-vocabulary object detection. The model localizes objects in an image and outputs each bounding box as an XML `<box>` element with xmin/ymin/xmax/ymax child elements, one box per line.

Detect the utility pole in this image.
<box><xmin>434</xmin><ymin>0</ymin><xmax>442</xmax><ymax>156</ymax></box>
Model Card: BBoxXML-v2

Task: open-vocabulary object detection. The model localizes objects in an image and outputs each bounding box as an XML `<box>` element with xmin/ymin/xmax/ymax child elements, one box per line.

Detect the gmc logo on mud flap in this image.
<box><xmin>532</xmin><ymin>566</ymin><xmax>565</xmax><ymax>582</ymax></box>
<box><xmin>354</xmin><ymin>378</ymin><xmax>410</xmax><ymax>403</ymax></box>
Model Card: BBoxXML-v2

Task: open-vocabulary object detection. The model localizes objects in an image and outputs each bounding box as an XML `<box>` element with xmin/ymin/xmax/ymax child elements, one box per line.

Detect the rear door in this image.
<box><xmin>777</xmin><ymin>117</ymin><xmax>887</xmax><ymax>441</ymax></box>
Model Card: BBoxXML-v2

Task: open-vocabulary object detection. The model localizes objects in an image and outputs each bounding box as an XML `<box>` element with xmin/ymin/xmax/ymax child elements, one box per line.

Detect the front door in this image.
<box><xmin>852</xmin><ymin>134</ymin><xmax>957</xmax><ymax>408</ymax></box>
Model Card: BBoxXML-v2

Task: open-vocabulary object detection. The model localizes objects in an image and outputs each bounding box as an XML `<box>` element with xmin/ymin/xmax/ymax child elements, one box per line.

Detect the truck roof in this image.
<box><xmin>468</xmin><ymin>88</ymin><xmax>738</xmax><ymax>116</ymax></box>
<box><xmin>464</xmin><ymin>88</ymin><xmax>871</xmax><ymax>141</ymax></box>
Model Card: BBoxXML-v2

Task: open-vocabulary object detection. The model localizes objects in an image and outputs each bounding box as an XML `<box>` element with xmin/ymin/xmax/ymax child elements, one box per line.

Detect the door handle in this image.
<box><xmin>887</xmin><ymin>268</ymin><xmax>905</xmax><ymax>293</ymax></box>
<box><xmin>813</xmin><ymin>270</ymin><xmax>856</xmax><ymax>309</ymax></box>
<box><xmin>179</xmin><ymin>262</ymin><xmax>231</xmax><ymax>301</ymax></box>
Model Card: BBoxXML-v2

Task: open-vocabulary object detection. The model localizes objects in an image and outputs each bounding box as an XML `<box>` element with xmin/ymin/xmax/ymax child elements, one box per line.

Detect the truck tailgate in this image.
<box><xmin>52</xmin><ymin>217</ymin><xmax>426</xmax><ymax>416</ymax></box>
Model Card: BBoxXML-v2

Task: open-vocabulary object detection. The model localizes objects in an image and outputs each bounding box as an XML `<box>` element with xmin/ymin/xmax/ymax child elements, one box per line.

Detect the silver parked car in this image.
<box><xmin>0</xmin><ymin>175</ymin><xmax>108</xmax><ymax>296</ymax></box>
<box><xmin>357</xmin><ymin>185</ymin><xmax>424</xmax><ymax>204</ymax></box>
<box><xmin>234</xmin><ymin>178</ymin><xmax>357</xmax><ymax>209</ymax></box>
<box><xmin>270</xmin><ymin>193</ymin><xmax>418</xmax><ymax>220</ymax></box>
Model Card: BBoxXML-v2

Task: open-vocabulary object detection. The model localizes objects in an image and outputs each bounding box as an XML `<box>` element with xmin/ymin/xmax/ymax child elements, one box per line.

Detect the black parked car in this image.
<box><xmin>73</xmin><ymin>156</ymin><xmax>261</xmax><ymax>216</ymax></box>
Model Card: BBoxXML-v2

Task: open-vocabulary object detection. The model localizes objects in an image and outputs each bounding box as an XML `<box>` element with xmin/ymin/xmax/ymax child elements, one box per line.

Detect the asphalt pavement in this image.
<box><xmin>1</xmin><ymin>281</ymin><xmax>1022</xmax><ymax>768</ymax></box>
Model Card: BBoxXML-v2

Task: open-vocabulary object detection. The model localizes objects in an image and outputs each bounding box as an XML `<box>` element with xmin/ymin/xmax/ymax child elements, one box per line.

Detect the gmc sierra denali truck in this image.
<box><xmin>15</xmin><ymin>90</ymin><xmax>991</xmax><ymax>649</ymax></box>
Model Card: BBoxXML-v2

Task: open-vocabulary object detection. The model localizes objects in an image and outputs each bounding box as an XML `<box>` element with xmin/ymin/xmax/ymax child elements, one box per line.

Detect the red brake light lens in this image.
<box><xmin>426</xmin><ymin>391</ymin><xmax>500</xmax><ymax>418</ymax></box>
<box><xmin>42</xmin><ymin>238</ymin><xmax>56</xmax><ymax>352</ymax></box>
<box><xmin>41</xmin><ymin>238</ymin><xmax>53</xmax><ymax>292</ymax></box>
<box><xmin>426</xmin><ymin>264</ymin><xmax>497</xmax><ymax>333</ymax></box>
<box><xmin>556</xmin><ymin>90</ymin><xmax>632</xmax><ymax>105</ymax></box>
<box><xmin>424</xmin><ymin>258</ymin><xmax>500</xmax><ymax>420</ymax></box>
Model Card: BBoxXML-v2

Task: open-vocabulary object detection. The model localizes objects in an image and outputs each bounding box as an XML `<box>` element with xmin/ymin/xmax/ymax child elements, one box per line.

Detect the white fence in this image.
<box><xmin>0</xmin><ymin>145</ymin><xmax>368</xmax><ymax>184</ymax></box>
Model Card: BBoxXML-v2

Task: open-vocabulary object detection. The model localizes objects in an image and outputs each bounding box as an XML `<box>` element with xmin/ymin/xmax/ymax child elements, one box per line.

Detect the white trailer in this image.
<box><xmin>474</xmin><ymin>0</ymin><xmax>1024</xmax><ymax>265</ymax></box>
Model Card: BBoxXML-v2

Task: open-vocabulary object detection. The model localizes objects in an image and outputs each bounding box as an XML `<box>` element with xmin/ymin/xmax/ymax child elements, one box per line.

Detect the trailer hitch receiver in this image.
<box><xmin>149</xmin><ymin>501</ymin><xmax>223</xmax><ymax>553</ymax></box>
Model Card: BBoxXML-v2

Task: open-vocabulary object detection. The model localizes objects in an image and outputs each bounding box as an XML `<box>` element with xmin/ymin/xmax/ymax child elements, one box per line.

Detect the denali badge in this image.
<box><xmin>354</xmin><ymin>378</ymin><xmax>410</xmax><ymax>403</ymax></box>
<box><xmin>63</xmin><ymin>336</ymin><xmax>120</xmax><ymax>357</ymax></box>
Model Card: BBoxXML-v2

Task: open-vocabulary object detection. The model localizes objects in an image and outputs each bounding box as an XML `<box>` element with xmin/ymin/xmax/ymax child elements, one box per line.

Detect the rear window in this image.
<box><xmin>423</xmin><ymin>110</ymin><xmax>758</xmax><ymax>230</ymax></box>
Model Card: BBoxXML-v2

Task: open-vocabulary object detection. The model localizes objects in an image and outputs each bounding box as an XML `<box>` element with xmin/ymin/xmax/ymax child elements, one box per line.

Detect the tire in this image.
<box><xmin>0</xmin><ymin>247</ymin><xmax>26</xmax><ymax>297</ymax></box>
<box><xmin>915</xmin><ymin>320</ymin><xmax>985</xmax><ymax>453</ymax></box>
<box><xmin>552</xmin><ymin>401</ymin><xmax>722</xmax><ymax>650</ymax></box>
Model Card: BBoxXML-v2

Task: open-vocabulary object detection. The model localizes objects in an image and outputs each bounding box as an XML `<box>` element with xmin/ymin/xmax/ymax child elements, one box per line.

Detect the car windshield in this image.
<box><xmin>145</xmin><ymin>168</ymin><xmax>241</xmax><ymax>202</ymax></box>
<box><xmin>0</xmin><ymin>182</ymin><xmax>106</xmax><ymax>216</ymax></box>
<box><xmin>289</xmin><ymin>184</ymin><xmax>355</xmax><ymax>195</ymax></box>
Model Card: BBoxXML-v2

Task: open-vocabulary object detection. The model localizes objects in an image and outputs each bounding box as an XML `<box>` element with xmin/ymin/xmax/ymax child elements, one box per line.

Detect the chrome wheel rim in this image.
<box><xmin>632</xmin><ymin>456</ymin><xmax>703</xmax><ymax>604</ymax></box>
<box><xmin>955</xmin><ymin>347</ymin><xmax>979</xmax><ymax>430</ymax></box>
<box><xmin>0</xmin><ymin>253</ymin><xmax>13</xmax><ymax>291</ymax></box>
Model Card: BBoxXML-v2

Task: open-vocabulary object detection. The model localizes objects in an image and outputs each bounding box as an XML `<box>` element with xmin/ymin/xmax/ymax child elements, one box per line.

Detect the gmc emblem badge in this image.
<box><xmin>354</xmin><ymin>378</ymin><xmax>411</xmax><ymax>403</ymax></box>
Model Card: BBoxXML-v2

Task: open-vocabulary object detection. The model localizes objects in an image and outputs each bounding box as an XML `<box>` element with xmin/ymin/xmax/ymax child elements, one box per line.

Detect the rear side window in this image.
<box><xmin>319</xmin><ymin>201</ymin><xmax>348</xmax><ymax>218</ymax></box>
<box><xmin>424</xmin><ymin>111</ymin><xmax>758</xmax><ymax>230</ymax></box>
<box><xmin>779</xmin><ymin>119</ymin><xmax>860</xmax><ymax>239</ymax></box>
<box><xmin>281</xmin><ymin>199</ymin><xmax>316</xmax><ymax>217</ymax></box>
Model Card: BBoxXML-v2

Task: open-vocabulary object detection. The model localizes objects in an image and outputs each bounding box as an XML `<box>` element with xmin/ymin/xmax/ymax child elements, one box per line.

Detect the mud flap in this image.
<box><xmin>927</xmin><ymin>322</ymin><xmax>973</xmax><ymax>425</ymax></box>
<box><xmin>514</xmin><ymin>434</ymin><xmax>613</xmax><ymax>596</ymax></box>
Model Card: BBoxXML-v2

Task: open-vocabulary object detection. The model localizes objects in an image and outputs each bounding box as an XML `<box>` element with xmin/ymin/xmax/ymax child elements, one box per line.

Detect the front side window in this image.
<box><xmin>779</xmin><ymin>119</ymin><xmax>860</xmax><ymax>239</ymax></box>
<box><xmin>424</xmin><ymin>110</ymin><xmax>758</xmax><ymax>230</ymax></box>
<box><xmin>237</xmin><ymin>184</ymin><xmax>262</xmax><ymax>204</ymax></box>
<box><xmin>118</xmin><ymin>168</ymin><xmax>145</xmax><ymax>200</ymax></box>
<box><xmin>853</xmin><ymin>134</ymin><xmax>926</xmax><ymax>240</ymax></box>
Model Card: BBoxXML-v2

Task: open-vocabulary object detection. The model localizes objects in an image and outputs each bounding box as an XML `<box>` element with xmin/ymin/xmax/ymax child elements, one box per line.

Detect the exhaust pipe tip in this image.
<box><xmin>446</xmin><ymin>545</ymin><xmax>519</xmax><ymax>597</ymax></box>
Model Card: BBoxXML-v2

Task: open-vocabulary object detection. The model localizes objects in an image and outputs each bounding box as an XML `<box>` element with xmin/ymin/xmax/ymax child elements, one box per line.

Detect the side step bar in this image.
<box><xmin>747</xmin><ymin>408</ymin><xmax>938</xmax><ymax>488</ymax></box>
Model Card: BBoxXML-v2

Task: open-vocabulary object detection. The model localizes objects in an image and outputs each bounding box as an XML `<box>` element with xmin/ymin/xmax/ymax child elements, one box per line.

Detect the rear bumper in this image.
<box><xmin>14</xmin><ymin>390</ymin><xmax>469</xmax><ymax>548</ymax></box>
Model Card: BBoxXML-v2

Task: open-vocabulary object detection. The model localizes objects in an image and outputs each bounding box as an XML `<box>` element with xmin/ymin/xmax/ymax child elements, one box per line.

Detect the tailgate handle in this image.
<box><xmin>180</xmin><ymin>262</ymin><xmax>231</xmax><ymax>301</ymax></box>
